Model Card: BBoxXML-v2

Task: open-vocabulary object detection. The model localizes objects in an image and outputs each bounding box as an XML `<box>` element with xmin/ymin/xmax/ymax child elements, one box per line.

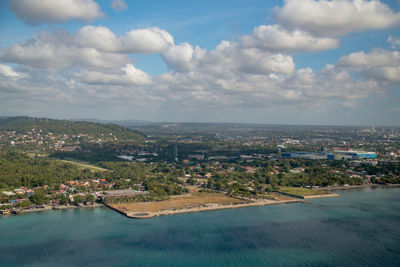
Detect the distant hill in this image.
<box><xmin>74</xmin><ymin>118</ymin><xmax>154</xmax><ymax>127</ymax></box>
<box><xmin>0</xmin><ymin>116</ymin><xmax>144</xmax><ymax>141</ymax></box>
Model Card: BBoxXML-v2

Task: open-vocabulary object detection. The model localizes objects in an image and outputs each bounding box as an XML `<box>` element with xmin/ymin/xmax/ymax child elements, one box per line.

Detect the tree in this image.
<box><xmin>59</xmin><ymin>194</ymin><xmax>69</xmax><ymax>205</ymax></box>
<box><xmin>30</xmin><ymin>191</ymin><xmax>49</xmax><ymax>205</ymax></box>
<box><xmin>187</xmin><ymin>177</ymin><xmax>196</xmax><ymax>185</ymax></box>
<box><xmin>265</xmin><ymin>184</ymin><xmax>274</xmax><ymax>192</ymax></box>
<box><xmin>73</xmin><ymin>195</ymin><xmax>84</xmax><ymax>204</ymax></box>
<box><xmin>85</xmin><ymin>193</ymin><xmax>95</xmax><ymax>203</ymax></box>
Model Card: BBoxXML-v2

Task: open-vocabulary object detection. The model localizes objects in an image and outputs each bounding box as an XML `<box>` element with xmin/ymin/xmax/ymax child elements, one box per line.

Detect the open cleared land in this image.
<box><xmin>107</xmin><ymin>191</ymin><xmax>304</xmax><ymax>218</ymax></box>
<box><xmin>110</xmin><ymin>192</ymin><xmax>244</xmax><ymax>213</ymax></box>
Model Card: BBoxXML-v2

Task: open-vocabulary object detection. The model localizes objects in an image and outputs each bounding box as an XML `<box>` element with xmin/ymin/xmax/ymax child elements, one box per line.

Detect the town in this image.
<box><xmin>1</xmin><ymin>117</ymin><xmax>399</xmax><ymax>217</ymax></box>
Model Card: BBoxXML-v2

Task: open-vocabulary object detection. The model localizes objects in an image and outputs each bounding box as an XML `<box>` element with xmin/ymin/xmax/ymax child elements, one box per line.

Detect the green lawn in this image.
<box><xmin>277</xmin><ymin>186</ymin><xmax>328</xmax><ymax>197</ymax></box>
<box><xmin>59</xmin><ymin>159</ymin><xmax>108</xmax><ymax>172</ymax></box>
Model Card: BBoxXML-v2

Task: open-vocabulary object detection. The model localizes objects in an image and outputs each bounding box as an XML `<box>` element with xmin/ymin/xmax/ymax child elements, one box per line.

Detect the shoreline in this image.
<box><xmin>276</xmin><ymin>191</ymin><xmax>340</xmax><ymax>199</ymax></box>
<box><xmin>3</xmin><ymin>184</ymin><xmax>399</xmax><ymax>218</ymax></box>
<box><xmin>1</xmin><ymin>203</ymin><xmax>103</xmax><ymax>216</ymax></box>
<box><xmin>318</xmin><ymin>184</ymin><xmax>400</xmax><ymax>191</ymax></box>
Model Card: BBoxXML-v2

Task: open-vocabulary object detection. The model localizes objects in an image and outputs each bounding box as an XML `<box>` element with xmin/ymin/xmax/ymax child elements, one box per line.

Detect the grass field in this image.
<box><xmin>26</xmin><ymin>152</ymin><xmax>49</xmax><ymax>158</ymax></box>
<box><xmin>59</xmin><ymin>159</ymin><xmax>108</xmax><ymax>172</ymax></box>
<box><xmin>277</xmin><ymin>186</ymin><xmax>328</xmax><ymax>197</ymax></box>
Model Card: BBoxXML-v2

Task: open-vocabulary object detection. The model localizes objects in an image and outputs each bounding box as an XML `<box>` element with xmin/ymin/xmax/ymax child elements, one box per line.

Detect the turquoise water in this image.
<box><xmin>1</xmin><ymin>187</ymin><xmax>400</xmax><ymax>266</ymax></box>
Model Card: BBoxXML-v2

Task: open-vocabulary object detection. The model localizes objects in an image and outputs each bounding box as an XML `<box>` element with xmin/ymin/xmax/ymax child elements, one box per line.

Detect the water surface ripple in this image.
<box><xmin>0</xmin><ymin>187</ymin><xmax>399</xmax><ymax>266</ymax></box>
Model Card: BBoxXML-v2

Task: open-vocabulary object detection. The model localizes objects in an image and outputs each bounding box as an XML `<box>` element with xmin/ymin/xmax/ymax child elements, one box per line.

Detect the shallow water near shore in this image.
<box><xmin>1</xmin><ymin>187</ymin><xmax>400</xmax><ymax>266</ymax></box>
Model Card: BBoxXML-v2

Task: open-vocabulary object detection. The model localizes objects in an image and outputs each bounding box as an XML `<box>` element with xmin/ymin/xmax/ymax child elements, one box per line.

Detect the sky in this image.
<box><xmin>0</xmin><ymin>0</ymin><xmax>400</xmax><ymax>126</ymax></box>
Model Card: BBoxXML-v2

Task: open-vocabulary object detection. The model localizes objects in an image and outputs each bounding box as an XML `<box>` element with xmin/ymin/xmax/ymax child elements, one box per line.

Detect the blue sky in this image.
<box><xmin>0</xmin><ymin>0</ymin><xmax>400</xmax><ymax>125</ymax></box>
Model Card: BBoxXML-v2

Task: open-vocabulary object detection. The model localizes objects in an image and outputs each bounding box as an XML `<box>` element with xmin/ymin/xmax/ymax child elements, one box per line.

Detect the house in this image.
<box><xmin>204</xmin><ymin>173</ymin><xmax>212</xmax><ymax>179</ymax></box>
<box><xmin>26</xmin><ymin>189</ymin><xmax>35</xmax><ymax>196</ymax></box>
<box><xmin>14</xmin><ymin>189</ymin><xmax>25</xmax><ymax>195</ymax></box>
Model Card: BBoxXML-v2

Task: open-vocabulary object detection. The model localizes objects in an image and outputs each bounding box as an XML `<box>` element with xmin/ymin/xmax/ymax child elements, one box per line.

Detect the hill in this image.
<box><xmin>0</xmin><ymin>116</ymin><xmax>143</xmax><ymax>141</ymax></box>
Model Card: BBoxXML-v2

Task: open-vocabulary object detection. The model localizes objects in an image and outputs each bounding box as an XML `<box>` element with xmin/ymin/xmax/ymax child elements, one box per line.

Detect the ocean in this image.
<box><xmin>1</xmin><ymin>187</ymin><xmax>399</xmax><ymax>266</ymax></box>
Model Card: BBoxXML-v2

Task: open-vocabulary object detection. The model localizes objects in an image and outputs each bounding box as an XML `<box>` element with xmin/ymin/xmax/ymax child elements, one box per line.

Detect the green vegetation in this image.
<box><xmin>51</xmin><ymin>149</ymin><xmax>123</xmax><ymax>164</ymax></box>
<box><xmin>30</xmin><ymin>190</ymin><xmax>49</xmax><ymax>205</ymax></box>
<box><xmin>1</xmin><ymin>118</ymin><xmax>399</xmax><ymax>213</ymax></box>
<box><xmin>277</xmin><ymin>186</ymin><xmax>328</xmax><ymax>197</ymax></box>
<box><xmin>58</xmin><ymin>159</ymin><xmax>108</xmax><ymax>172</ymax></box>
<box><xmin>0</xmin><ymin>116</ymin><xmax>143</xmax><ymax>140</ymax></box>
<box><xmin>0</xmin><ymin>152</ymin><xmax>100</xmax><ymax>190</ymax></box>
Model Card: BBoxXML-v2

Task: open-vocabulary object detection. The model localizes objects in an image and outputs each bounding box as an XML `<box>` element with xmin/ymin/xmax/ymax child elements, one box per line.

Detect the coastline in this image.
<box><xmin>318</xmin><ymin>184</ymin><xmax>400</xmax><ymax>191</ymax></box>
<box><xmin>1</xmin><ymin>203</ymin><xmax>103</xmax><ymax>216</ymax></box>
<box><xmin>3</xmin><ymin>184</ymin><xmax>400</xmax><ymax>219</ymax></box>
<box><xmin>276</xmin><ymin>191</ymin><xmax>340</xmax><ymax>199</ymax></box>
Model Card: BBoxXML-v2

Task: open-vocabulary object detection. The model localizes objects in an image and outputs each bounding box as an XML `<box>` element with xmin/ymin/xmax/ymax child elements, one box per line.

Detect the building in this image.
<box><xmin>281</xmin><ymin>152</ymin><xmax>334</xmax><ymax>160</ymax></box>
<box><xmin>333</xmin><ymin>150</ymin><xmax>377</xmax><ymax>160</ymax></box>
<box><xmin>282</xmin><ymin>150</ymin><xmax>376</xmax><ymax>160</ymax></box>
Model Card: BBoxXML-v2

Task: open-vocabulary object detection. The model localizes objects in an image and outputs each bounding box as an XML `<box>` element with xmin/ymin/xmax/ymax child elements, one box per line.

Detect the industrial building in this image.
<box><xmin>333</xmin><ymin>150</ymin><xmax>377</xmax><ymax>160</ymax></box>
<box><xmin>282</xmin><ymin>151</ymin><xmax>376</xmax><ymax>160</ymax></box>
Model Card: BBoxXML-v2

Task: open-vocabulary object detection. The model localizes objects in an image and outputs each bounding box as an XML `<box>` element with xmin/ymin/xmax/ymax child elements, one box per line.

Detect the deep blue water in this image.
<box><xmin>1</xmin><ymin>187</ymin><xmax>400</xmax><ymax>266</ymax></box>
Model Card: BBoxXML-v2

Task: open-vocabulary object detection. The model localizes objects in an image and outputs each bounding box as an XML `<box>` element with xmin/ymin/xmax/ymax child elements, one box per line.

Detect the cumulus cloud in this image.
<box><xmin>162</xmin><ymin>40</ymin><xmax>295</xmax><ymax>75</ymax></box>
<box><xmin>119</xmin><ymin>27</ymin><xmax>174</xmax><ymax>54</ymax></box>
<box><xmin>8</xmin><ymin>0</ymin><xmax>104</xmax><ymax>25</ymax></box>
<box><xmin>161</xmin><ymin>24</ymin><xmax>339</xmax><ymax>76</ymax></box>
<box><xmin>112</xmin><ymin>0</ymin><xmax>128</xmax><ymax>12</ymax></box>
<box><xmin>74</xmin><ymin>26</ymin><xmax>120</xmax><ymax>52</ymax></box>
<box><xmin>0</xmin><ymin>30</ymin><xmax>128</xmax><ymax>68</ymax></box>
<box><xmin>161</xmin><ymin>43</ymin><xmax>206</xmax><ymax>72</ymax></box>
<box><xmin>74</xmin><ymin>26</ymin><xmax>174</xmax><ymax>54</ymax></box>
<box><xmin>338</xmin><ymin>49</ymin><xmax>400</xmax><ymax>82</ymax></box>
<box><xmin>148</xmin><ymin>63</ymin><xmax>377</xmax><ymax>110</ymax></box>
<box><xmin>74</xmin><ymin>64</ymin><xmax>151</xmax><ymax>85</ymax></box>
<box><xmin>0</xmin><ymin>26</ymin><xmax>175</xmax><ymax>68</ymax></box>
<box><xmin>0</xmin><ymin>64</ymin><xmax>22</xmax><ymax>78</ymax></box>
<box><xmin>0</xmin><ymin>49</ymin><xmax>380</xmax><ymax>118</ymax></box>
<box><xmin>0</xmin><ymin>9</ymin><xmax>391</xmax><ymax>117</ymax></box>
<box><xmin>238</xmin><ymin>48</ymin><xmax>295</xmax><ymax>75</ymax></box>
<box><xmin>241</xmin><ymin>25</ymin><xmax>340</xmax><ymax>52</ymax></box>
<box><xmin>275</xmin><ymin>0</ymin><xmax>400</xmax><ymax>36</ymax></box>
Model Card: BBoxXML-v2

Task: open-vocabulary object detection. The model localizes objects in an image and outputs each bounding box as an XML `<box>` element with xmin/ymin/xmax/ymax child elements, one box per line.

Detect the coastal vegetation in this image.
<box><xmin>277</xmin><ymin>186</ymin><xmax>328</xmax><ymax>197</ymax></box>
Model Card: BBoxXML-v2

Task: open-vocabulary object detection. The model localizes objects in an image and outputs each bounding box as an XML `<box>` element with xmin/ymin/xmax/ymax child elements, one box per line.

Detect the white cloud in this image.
<box><xmin>238</xmin><ymin>48</ymin><xmax>295</xmax><ymax>75</ymax></box>
<box><xmin>75</xmin><ymin>26</ymin><xmax>120</xmax><ymax>52</ymax></box>
<box><xmin>0</xmin><ymin>26</ymin><xmax>175</xmax><ymax>68</ymax></box>
<box><xmin>275</xmin><ymin>0</ymin><xmax>400</xmax><ymax>36</ymax></box>
<box><xmin>74</xmin><ymin>26</ymin><xmax>174</xmax><ymax>54</ymax></box>
<box><xmin>112</xmin><ymin>0</ymin><xmax>128</xmax><ymax>12</ymax></box>
<box><xmin>162</xmin><ymin>40</ymin><xmax>295</xmax><ymax>76</ymax></box>
<box><xmin>0</xmin><ymin>50</ymin><xmax>381</xmax><ymax>118</ymax></box>
<box><xmin>119</xmin><ymin>27</ymin><xmax>174</xmax><ymax>54</ymax></box>
<box><xmin>8</xmin><ymin>0</ymin><xmax>104</xmax><ymax>25</ymax></box>
<box><xmin>0</xmin><ymin>12</ymin><xmax>390</xmax><ymax>117</ymax></box>
<box><xmin>161</xmin><ymin>24</ymin><xmax>339</xmax><ymax>76</ymax></box>
<box><xmin>74</xmin><ymin>64</ymin><xmax>151</xmax><ymax>85</ymax></box>
<box><xmin>241</xmin><ymin>25</ymin><xmax>340</xmax><ymax>52</ymax></box>
<box><xmin>161</xmin><ymin>43</ymin><xmax>206</xmax><ymax>72</ymax></box>
<box><xmin>1</xmin><ymin>31</ymin><xmax>128</xmax><ymax>68</ymax></box>
<box><xmin>388</xmin><ymin>35</ymin><xmax>400</xmax><ymax>49</ymax></box>
<box><xmin>338</xmin><ymin>49</ymin><xmax>400</xmax><ymax>82</ymax></box>
<box><xmin>0</xmin><ymin>64</ymin><xmax>22</xmax><ymax>78</ymax></box>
